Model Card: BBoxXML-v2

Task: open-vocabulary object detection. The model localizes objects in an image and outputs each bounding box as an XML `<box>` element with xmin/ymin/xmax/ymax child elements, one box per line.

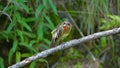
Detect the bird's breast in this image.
<box><xmin>63</xmin><ymin>25</ymin><xmax>69</xmax><ymax>31</ymax></box>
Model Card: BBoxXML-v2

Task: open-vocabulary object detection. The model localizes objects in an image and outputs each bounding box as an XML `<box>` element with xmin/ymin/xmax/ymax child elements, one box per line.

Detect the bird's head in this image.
<box><xmin>63</xmin><ymin>20</ymin><xmax>71</xmax><ymax>31</ymax></box>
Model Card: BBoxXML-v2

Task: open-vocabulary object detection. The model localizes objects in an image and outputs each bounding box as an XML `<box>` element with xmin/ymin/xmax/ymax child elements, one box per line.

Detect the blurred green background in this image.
<box><xmin>0</xmin><ymin>0</ymin><xmax>120</xmax><ymax>68</ymax></box>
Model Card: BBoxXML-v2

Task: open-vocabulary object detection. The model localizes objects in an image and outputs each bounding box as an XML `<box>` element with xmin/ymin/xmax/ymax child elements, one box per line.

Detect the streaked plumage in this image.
<box><xmin>50</xmin><ymin>20</ymin><xmax>72</xmax><ymax>47</ymax></box>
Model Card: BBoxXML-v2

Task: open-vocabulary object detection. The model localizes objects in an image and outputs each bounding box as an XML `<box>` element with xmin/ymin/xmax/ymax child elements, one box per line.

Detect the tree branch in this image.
<box><xmin>8</xmin><ymin>27</ymin><xmax>120</xmax><ymax>68</ymax></box>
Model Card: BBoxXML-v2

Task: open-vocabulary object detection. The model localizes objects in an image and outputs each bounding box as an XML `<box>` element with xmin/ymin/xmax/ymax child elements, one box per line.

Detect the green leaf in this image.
<box><xmin>22</xmin><ymin>31</ymin><xmax>36</xmax><ymax>38</ymax></box>
<box><xmin>20</xmin><ymin>3</ymin><xmax>29</xmax><ymax>13</ymax></box>
<box><xmin>35</xmin><ymin>4</ymin><xmax>43</xmax><ymax>18</ymax></box>
<box><xmin>29</xmin><ymin>40</ymin><xmax>37</xmax><ymax>46</ymax></box>
<box><xmin>48</xmin><ymin>0</ymin><xmax>58</xmax><ymax>15</ymax></box>
<box><xmin>30</xmin><ymin>61</ymin><xmax>36</xmax><ymax>68</ymax></box>
<box><xmin>111</xmin><ymin>37</ymin><xmax>115</xmax><ymax>59</ymax></box>
<box><xmin>8</xmin><ymin>48</ymin><xmax>14</xmax><ymax>64</ymax></box>
<box><xmin>16</xmin><ymin>30</ymin><xmax>24</xmax><ymax>42</ymax></box>
<box><xmin>12</xmin><ymin>39</ymin><xmax>18</xmax><ymax>52</ymax></box>
<box><xmin>0</xmin><ymin>31</ymin><xmax>9</xmax><ymax>39</ymax></box>
<box><xmin>23</xmin><ymin>17</ymin><xmax>36</xmax><ymax>22</ymax></box>
<box><xmin>16</xmin><ymin>51</ymin><xmax>21</xmax><ymax>63</ymax></box>
<box><xmin>43</xmin><ymin>0</ymin><xmax>47</xmax><ymax>7</ymax></box>
<box><xmin>0</xmin><ymin>57</ymin><xmax>4</xmax><ymax>68</ymax></box>
<box><xmin>100</xmin><ymin>37</ymin><xmax>106</xmax><ymax>49</ymax></box>
<box><xmin>14</xmin><ymin>0</ymin><xmax>27</xmax><ymax>2</ymax></box>
<box><xmin>37</xmin><ymin>22</ymin><xmax>43</xmax><ymax>41</ymax></box>
<box><xmin>45</xmin><ymin>15</ymin><xmax>55</xmax><ymax>30</ymax></box>
<box><xmin>0</xmin><ymin>31</ymin><xmax>14</xmax><ymax>42</ymax></box>
<box><xmin>101</xmin><ymin>37</ymin><xmax>106</xmax><ymax>45</ymax></box>
<box><xmin>15</xmin><ymin>12</ymin><xmax>32</xmax><ymax>32</ymax></box>
<box><xmin>21</xmin><ymin>21</ymin><xmax>32</xmax><ymax>32</ymax></box>
<box><xmin>8</xmin><ymin>39</ymin><xmax>18</xmax><ymax>64</ymax></box>
<box><xmin>39</xmin><ymin>58</ymin><xmax>48</xmax><ymax>62</ymax></box>
<box><xmin>19</xmin><ymin>42</ymin><xmax>37</xmax><ymax>53</ymax></box>
<box><xmin>43</xmin><ymin>39</ymin><xmax>51</xmax><ymax>45</ymax></box>
<box><xmin>21</xmin><ymin>53</ymin><xmax>32</xmax><ymax>58</ymax></box>
<box><xmin>15</xmin><ymin>12</ymin><xmax>22</xmax><ymax>22</ymax></box>
<box><xmin>6</xmin><ymin>22</ymin><xmax>16</xmax><ymax>32</ymax></box>
<box><xmin>39</xmin><ymin>59</ymin><xmax>49</xmax><ymax>68</ymax></box>
<box><xmin>38</xmin><ymin>43</ymin><xmax>49</xmax><ymax>49</ymax></box>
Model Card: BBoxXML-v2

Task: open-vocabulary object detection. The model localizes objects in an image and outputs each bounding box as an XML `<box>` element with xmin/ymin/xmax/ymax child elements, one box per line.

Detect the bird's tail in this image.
<box><xmin>49</xmin><ymin>39</ymin><xmax>56</xmax><ymax>48</ymax></box>
<box><xmin>49</xmin><ymin>39</ymin><xmax>61</xmax><ymax>48</ymax></box>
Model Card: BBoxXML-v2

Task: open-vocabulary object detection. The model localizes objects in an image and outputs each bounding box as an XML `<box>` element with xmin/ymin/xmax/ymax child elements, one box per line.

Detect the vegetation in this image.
<box><xmin>0</xmin><ymin>0</ymin><xmax>120</xmax><ymax>68</ymax></box>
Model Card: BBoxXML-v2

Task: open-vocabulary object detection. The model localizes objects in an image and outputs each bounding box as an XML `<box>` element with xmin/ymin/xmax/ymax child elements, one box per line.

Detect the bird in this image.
<box><xmin>50</xmin><ymin>19</ymin><xmax>72</xmax><ymax>47</ymax></box>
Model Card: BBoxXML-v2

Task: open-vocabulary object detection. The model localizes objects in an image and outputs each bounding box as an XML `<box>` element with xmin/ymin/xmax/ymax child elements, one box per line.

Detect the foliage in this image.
<box><xmin>0</xmin><ymin>0</ymin><xmax>120</xmax><ymax>68</ymax></box>
<box><xmin>0</xmin><ymin>0</ymin><xmax>58</xmax><ymax>67</ymax></box>
<box><xmin>100</xmin><ymin>15</ymin><xmax>120</xmax><ymax>30</ymax></box>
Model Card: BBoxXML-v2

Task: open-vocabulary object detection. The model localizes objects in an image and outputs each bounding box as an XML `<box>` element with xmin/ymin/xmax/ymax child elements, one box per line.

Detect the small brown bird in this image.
<box><xmin>50</xmin><ymin>19</ymin><xmax>72</xmax><ymax>47</ymax></box>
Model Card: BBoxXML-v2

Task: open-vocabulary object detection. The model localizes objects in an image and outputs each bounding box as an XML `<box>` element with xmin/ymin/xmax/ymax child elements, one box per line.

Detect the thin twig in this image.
<box><xmin>8</xmin><ymin>27</ymin><xmax>120</xmax><ymax>68</ymax></box>
<box><xmin>0</xmin><ymin>0</ymin><xmax>13</xmax><ymax>23</ymax></box>
<box><xmin>2</xmin><ymin>0</ymin><xmax>12</xmax><ymax>12</ymax></box>
<box><xmin>67</xmin><ymin>12</ymin><xmax>84</xmax><ymax>37</ymax></box>
<box><xmin>0</xmin><ymin>11</ymin><xmax>12</xmax><ymax>23</ymax></box>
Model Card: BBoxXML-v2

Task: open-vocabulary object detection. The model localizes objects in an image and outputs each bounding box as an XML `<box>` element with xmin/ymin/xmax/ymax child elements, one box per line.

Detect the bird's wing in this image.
<box><xmin>50</xmin><ymin>27</ymin><xmax>63</xmax><ymax>47</ymax></box>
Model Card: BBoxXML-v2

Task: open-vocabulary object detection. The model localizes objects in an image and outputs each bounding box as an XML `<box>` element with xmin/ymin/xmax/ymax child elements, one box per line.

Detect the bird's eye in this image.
<box><xmin>68</xmin><ymin>23</ymin><xmax>70</xmax><ymax>25</ymax></box>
